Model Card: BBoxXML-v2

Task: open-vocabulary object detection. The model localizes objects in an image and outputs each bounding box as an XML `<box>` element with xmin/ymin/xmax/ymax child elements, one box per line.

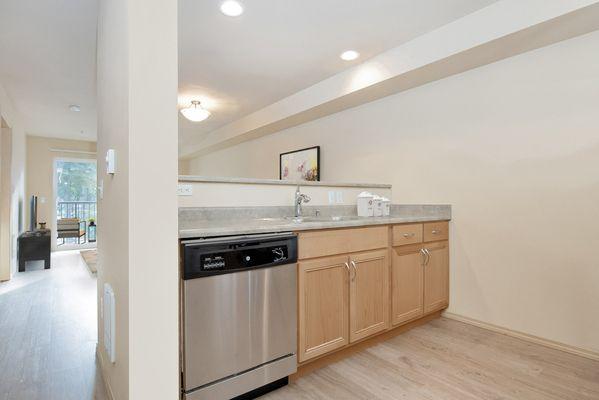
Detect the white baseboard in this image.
<box><xmin>96</xmin><ymin>344</ymin><xmax>116</xmax><ymax>400</ymax></box>
<box><xmin>442</xmin><ymin>312</ymin><xmax>599</xmax><ymax>362</ymax></box>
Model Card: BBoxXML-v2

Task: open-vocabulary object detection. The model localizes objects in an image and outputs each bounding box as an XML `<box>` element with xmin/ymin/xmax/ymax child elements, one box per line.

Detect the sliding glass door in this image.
<box><xmin>54</xmin><ymin>159</ymin><xmax>97</xmax><ymax>250</ymax></box>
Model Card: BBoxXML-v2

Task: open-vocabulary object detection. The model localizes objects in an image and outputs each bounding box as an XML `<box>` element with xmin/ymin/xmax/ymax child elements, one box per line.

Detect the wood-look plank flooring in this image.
<box><xmin>2</xmin><ymin>252</ymin><xmax>598</xmax><ymax>400</ymax></box>
<box><xmin>0</xmin><ymin>251</ymin><xmax>107</xmax><ymax>400</ymax></box>
<box><xmin>265</xmin><ymin>318</ymin><xmax>599</xmax><ymax>400</ymax></box>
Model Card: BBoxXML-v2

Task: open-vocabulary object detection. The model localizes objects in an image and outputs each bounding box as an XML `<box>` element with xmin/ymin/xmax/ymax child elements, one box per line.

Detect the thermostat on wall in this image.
<box><xmin>106</xmin><ymin>149</ymin><xmax>116</xmax><ymax>175</ymax></box>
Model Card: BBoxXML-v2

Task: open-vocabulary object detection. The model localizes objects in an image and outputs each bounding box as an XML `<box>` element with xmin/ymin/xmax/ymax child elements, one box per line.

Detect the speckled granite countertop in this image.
<box><xmin>179</xmin><ymin>205</ymin><xmax>450</xmax><ymax>239</ymax></box>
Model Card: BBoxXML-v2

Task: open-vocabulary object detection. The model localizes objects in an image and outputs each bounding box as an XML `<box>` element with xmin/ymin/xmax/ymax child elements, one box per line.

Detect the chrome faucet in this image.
<box><xmin>294</xmin><ymin>186</ymin><xmax>311</xmax><ymax>217</ymax></box>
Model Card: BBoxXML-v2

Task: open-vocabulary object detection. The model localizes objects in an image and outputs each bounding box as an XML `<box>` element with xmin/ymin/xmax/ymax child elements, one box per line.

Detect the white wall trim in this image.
<box><xmin>49</xmin><ymin>148</ymin><xmax>97</xmax><ymax>155</ymax></box>
<box><xmin>443</xmin><ymin>312</ymin><xmax>599</xmax><ymax>362</ymax></box>
<box><xmin>96</xmin><ymin>344</ymin><xmax>115</xmax><ymax>400</ymax></box>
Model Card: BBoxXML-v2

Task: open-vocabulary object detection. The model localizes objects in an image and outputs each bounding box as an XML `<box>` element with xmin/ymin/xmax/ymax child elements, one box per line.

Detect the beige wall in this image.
<box><xmin>178</xmin><ymin>159</ymin><xmax>190</xmax><ymax>175</ymax></box>
<box><xmin>178</xmin><ymin>180</ymin><xmax>391</xmax><ymax>208</ymax></box>
<box><xmin>25</xmin><ymin>135</ymin><xmax>96</xmax><ymax>249</ymax></box>
<box><xmin>188</xmin><ymin>31</ymin><xmax>599</xmax><ymax>354</ymax></box>
<box><xmin>96</xmin><ymin>0</ymin><xmax>130</xmax><ymax>398</ymax></box>
<box><xmin>128</xmin><ymin>1</ymin><xmax>179</xmax><ymax>398</ymax></box>
<box><xmin>0</xmin><ymin>83</ymin><xmax>26</xmax><ymax>281</ymax></box>
<box><xmin>97</xmin><ymin>0</ymin><xmax>179</xmax><ymax>399</ymax></box>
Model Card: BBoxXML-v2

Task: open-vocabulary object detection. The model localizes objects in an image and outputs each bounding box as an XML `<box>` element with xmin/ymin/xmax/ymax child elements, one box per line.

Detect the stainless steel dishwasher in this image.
<box><xmin>180</xmin><ymin>232</ymin><xmax>298</xmax><ymax>400</ymax></box>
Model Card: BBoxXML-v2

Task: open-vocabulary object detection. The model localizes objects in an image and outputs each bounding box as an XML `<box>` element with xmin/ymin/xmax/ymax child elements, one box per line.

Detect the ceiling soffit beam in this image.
<box><xmin>180</xmin><ymin>0</ymin><xmax>599</xmax><ymax>159</ymax></box>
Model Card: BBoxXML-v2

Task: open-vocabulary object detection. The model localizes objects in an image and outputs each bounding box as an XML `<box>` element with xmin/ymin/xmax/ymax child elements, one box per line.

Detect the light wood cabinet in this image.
<box><xmin>392</xmin><ymin>223</ymin><xmax>423</xmax><ymax>246</ymax></box>
<box><xmin>391</xmin><ymin>243</ymin><xmax>424</xmax><ymax>326</ymax></box>
<box><xmin>423</xmin><ymin>221</ymin><xmax>449</xmax><ymax>242</ymax></box>
<box><xmin>349</xmin><ymin>249</ymin><xmax>389</xmax><ymax>342</ymax></box>
<box><xmin>297</xmin><ymin>220</ymin><xmax>449</xmax><ymax>364</ymax></box>
<box><xmin>298</xmin><ymin>255</ymin><xmax>349</xmax><ymax>362</ymax></box>
<box><xmin>424</xmin><ymin>240</ymin><xmax>449</xmax><ymax>313</ymax></box>
<box><xmin>298</xmin><ymin>226</ymin><xmax>388</xmax><ymax>259</ymax></box>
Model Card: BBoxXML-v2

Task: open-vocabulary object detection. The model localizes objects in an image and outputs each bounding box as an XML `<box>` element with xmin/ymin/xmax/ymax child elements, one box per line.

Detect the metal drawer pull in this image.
<box><xmin>344</xmin><ymin>262</ymin><xmax>350</xmax><ymax>272</ymax></box>
<box><xmin>402</xmin><ymin>232</ymin><xmax>415</xmax><ymax>238</ymax></box>
<box><xmin>424</xmin><ymin>248</ymin><xmax>431</xmax><ymax>265</ymax></box>
<box><xmin>420</xmin><ymin>248</ymin><xmax>426</xmax><ymax>265</ymax></box>
<box><xmin>431</xmin><ymin>230</ymin><xmax>440</xmax><ymax>235</ymax></box>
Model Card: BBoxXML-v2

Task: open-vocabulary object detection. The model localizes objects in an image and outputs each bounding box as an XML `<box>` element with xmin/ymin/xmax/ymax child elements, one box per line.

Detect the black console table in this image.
<box><xmin>18</xmin><ymin>229</ymin><xmax>51</xmax><ymax>271</ymax></box>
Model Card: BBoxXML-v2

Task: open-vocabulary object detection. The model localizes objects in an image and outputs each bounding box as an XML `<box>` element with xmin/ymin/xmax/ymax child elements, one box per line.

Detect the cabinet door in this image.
<box><xmin>391</xmin><ymin>243</ymin><xmax>424</xmax><ymax>326</ymax></box>
<box><xmin>349</xmin><ymin>249</ymin><xmax>389</xmax><ymax>343</ymax></box>
<box><xmin>424</xmin><ymin>240</ymin><xmax>449</xmax><ymax>313</ymax></box>
<box><xmin>298</xmin><ymin>255</ymin><xmax>349</xmax><ymax>362</ymax></box>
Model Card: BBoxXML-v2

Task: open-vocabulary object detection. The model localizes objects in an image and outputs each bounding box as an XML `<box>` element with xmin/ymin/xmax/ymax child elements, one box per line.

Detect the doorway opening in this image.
<box><xmin>54</xmin><ymin>158</ymin><xmax>97</xmax><ymax>250</ymax></box>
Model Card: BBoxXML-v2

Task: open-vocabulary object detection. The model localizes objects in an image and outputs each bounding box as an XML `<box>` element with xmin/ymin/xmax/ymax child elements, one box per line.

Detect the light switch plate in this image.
<box><xmin>177</xmin><ymin>184</ymin><xmax>193</xmax><ymax>196</ymax></box>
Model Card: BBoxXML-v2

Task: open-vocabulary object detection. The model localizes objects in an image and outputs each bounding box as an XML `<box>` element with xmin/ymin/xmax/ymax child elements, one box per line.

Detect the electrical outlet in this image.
<box><xmin>177</xmin><ymin>184</ymin><xmax>193</xmax><ymax>196</ymax></box>
<box><xmin>328</xmin><ymin>191</ymin><xmax>335</xmax><ymax>204</ymax></box>
<box><xmin>336</xmin><ymin>191</ymin><xmax>344</xmax><ymax>204</ymax></box>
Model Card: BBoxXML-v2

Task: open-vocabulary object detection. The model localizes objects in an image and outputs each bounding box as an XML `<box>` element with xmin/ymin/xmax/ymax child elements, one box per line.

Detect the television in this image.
<box><xmin>30</xmin><ymin>195</ymin><xmax>37</xmax><ymax>231</ymax></box>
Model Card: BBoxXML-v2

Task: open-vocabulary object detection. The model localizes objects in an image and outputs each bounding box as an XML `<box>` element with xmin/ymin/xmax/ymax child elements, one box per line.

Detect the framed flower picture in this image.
<box><xmin>279</xmin><ymin>146</ymin><xmax>320</xmax><ymax>182</ymax></box>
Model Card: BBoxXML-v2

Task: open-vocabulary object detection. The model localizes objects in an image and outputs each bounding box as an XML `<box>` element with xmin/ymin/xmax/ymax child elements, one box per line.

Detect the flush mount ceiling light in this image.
<box><xmin>220</xmin><ymin>0</ymin><xmax>244</xmax><ymax>17</ymax></box>
<box><xmin>69</xmin><ymin>104</ymin><xmax>81</xmax><ymax>112</ymax></box>
<box><xmin>180</xmin><ymin>100</ymin><xmax>211</xmax><ymax>122</ymax></box>
<box><xmin>340</xmin><ymin>50</ymin><xmax>360</xmax><ymax>61</ymax></box>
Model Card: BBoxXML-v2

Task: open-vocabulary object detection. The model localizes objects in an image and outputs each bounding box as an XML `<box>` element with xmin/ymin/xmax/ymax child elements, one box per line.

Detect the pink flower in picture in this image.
<box><xmin>280</xmin><ymin>146</ymin><xmax>319</xmax><ymax>181</ymax></box>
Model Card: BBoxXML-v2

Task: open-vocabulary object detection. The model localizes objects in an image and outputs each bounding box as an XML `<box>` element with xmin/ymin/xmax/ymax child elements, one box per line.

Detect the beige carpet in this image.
<box><xmin>80</xmin><ymin>249</ymin><xmax>97</xmax><ymax>274</ymax></box>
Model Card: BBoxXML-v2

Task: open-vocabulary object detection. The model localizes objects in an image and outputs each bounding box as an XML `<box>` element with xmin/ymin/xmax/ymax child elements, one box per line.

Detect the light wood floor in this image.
<box><xmin>265</xmin><ymin>318</ymin><xmax>599</xmax><ymax>400</ymax></box>
<box><xmin>0</xmin><ymin>251</ymin><xmax>107</xmax><ymax>400</ymax></box>
<box><xmin>2</xmin><ymin>254</ymin><xmax>598</xmax><ymax>400</ymax></box>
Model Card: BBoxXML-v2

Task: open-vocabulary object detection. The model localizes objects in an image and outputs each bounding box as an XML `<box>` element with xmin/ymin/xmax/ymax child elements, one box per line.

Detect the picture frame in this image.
<box><xmin>279</xmin><ymin>146</ymin><xmax>320</xmax><ymax>182</ymax></box>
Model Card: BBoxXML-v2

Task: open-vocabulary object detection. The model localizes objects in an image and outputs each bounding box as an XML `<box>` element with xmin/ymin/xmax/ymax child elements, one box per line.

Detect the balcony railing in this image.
<box><xmin>57</xmin><ymin>201</ymin><xmax>97</xmax><ymax>222</ymax></box>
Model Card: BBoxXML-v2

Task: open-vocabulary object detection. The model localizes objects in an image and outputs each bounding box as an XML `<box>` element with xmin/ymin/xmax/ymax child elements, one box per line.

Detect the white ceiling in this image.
<box><xmin>178</xmin><ymin>0</ymin><xmax>497</xmax><ymax>148</ymax></box>
<box><xmin>0</xmin><ymin>0</ymin><xmax>496</xmax><ymax>144</ymax></box>
<box><xmin>0</xmin><ymin>0</ymin><xmax>97</xmax><ymax>141</ymax></box>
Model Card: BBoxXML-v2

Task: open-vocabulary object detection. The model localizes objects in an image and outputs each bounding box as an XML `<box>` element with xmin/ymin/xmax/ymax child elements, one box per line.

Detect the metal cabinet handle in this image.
<box><xmin>424</xmin><ymin>248</ymin><xmax>431</xmax><ymax>265</ymax></box>
<box><xmin>420</xmin><ymin>248</ymin><xmax>426</xmax><ymax>266</ymax></box>
<box><xmin>431</xmin><ymin>230</ymin><xmax>440</xmax><ymax>235</ymax></box>
<box><xmin>402</xmin><ymin>232</ymin><xmax>415</xmax><ymax>238</ymax></box>
<box><xmin>344</xmin><ymin>262</ymin><xmax>350</xmax><ymax>273</ymax></box>
<box><xmin>350</xmin><ymin>260</ymin><xmax>357</xmax><ymax>281</ymax></box>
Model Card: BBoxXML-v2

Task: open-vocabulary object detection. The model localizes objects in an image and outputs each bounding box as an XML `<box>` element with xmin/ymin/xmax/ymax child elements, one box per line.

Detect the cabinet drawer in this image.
<box><xmin>392</xmin><ymin>224</ymin><xmax>423</xmax><ymax>246</ymax></box>
<box><xmin>298</xmin><ymin>226</ymin><xmax>388</xmax><ymax>259</ymax></box>
<box><xmin>423</xmin><ymin>221</ymin><xmax>449</xmax><ymax>242</ymax></box>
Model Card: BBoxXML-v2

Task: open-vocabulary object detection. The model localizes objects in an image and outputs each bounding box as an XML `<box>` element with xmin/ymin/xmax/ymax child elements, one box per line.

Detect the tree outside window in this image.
<box><xmin>56</xmin><ymin>160</ymin><xmax>97</xmax><ymax>223</ymax></box>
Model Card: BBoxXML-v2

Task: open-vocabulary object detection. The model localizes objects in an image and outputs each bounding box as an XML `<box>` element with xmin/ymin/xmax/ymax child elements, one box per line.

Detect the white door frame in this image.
<box><xmin>0</xmin><ymin>124</ymin><xmax>13</xmax><ymax>281</ymax></box>
<box><xmin>52</xmin><ymin>157</ymin><xmax>97</xmax><ymax>251</ymax></box>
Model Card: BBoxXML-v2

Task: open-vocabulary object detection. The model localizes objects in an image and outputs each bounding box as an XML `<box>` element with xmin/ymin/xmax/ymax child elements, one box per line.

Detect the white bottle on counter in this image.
<box><xmin>373</xmin><ymin>195</ymin><xmax>383</xmax><ymax>217</ymax></box>
<box><xmin>381</xmin><ymin>197</ymin><xmax>391</xmax><ymax>216</ymax></box>
<box><xmin>357</xmin><ymin>192</ymin><xmax>374</xmax><ymax>217</ymax></box>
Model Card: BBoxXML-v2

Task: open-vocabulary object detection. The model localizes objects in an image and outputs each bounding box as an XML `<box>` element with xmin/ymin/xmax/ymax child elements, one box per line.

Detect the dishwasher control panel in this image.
<box><xmin>182</xmin><ymin>233</ymin><xmax>298</xmax><ymax>279</ymax></box>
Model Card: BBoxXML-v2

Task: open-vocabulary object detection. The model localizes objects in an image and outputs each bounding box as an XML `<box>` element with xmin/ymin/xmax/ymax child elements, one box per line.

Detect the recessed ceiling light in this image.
<box><xmin>220</xmin><ymin>1</ymin><xmax>243</xmax><ymax>17</ymax></box>
<box><xmin>69</xmin><ymin>104</ymin><xmax>81</xmax><ymax>112</ymax></box>
<box><xmin>180</xmin><ymin>101</ymin><xmax>211</xmax><ymax>122</ymax></box>
<box><xmin>340</xmin><ymin>50</ymin><xmax>360</xmax><ymax>61</ymax></box>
